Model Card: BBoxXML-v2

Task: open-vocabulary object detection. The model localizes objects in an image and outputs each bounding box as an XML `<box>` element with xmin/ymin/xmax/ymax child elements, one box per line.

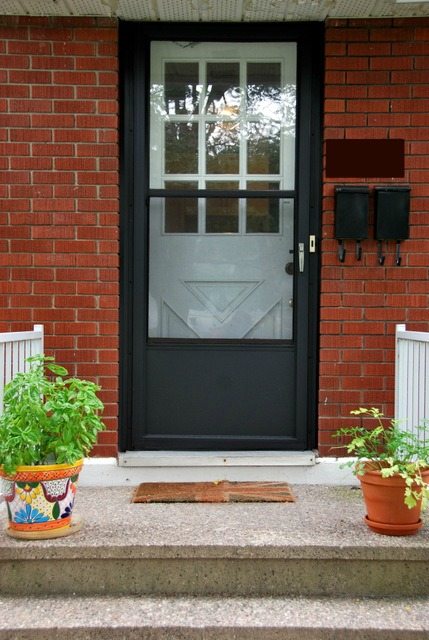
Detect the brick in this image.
<box><xmin>0</xmin><ymin>142</ymin><xmax>29</xmax><ymax>155</ymax></box>
<box><xmin>33</xmin><ymin>253</ymin><xmax>77</xmax><ymax>267</ymax></box>
<box><xmin>78</xmin><ymin>198</ymin><xmax>118</xmax><ymax>212</ymax></box>
<box><xmin>325</xmin><ymin>99</ymin><xmax>345</xmax><ymax>112</ymax></box>
<box><xmin>324</xmin><ymin>113</ymin><xmax>367</xmax><ymax>127</ymax></box>
<box><xmin>53</xmin><ymin>42</ymin><xmax>96</xmax><ymax>56</ymax></box>
<box><xmin>55</xmin><ymin>322</ymin><xmax>97</xmax><ymax>335</ymax></box>
<box><xmin>0</xmin><ymin>199</ymin><xmax>30</xmax><ymax>212</ymax></box>
<box><xmin>76</xmin><ymin>56</ymin><xmax>118</xmax><ymax>71</ymax></box>
<box><xmin>32</xmin><ymin>55</ymin><xmax>75</xmax><ymax>70</ymax></box>
<box><xmin>10</xmin><ymin>99</ymin><xmax>52</xmax><ymax>113</ymax></box>
<box><xmin>326</xmin><ymin>28</ymin><xmax>369</xmax><ymax>43</ymax></box>
<box><xmin>370</xmin><ymin>27</ymin><xmax>414</xmax><ymax>42</ymax></box>
<box><xmin>32</xmin><ymin>226</ymin><xmax>74</xmax><ymax>239</ymax></box>
<box><xmin>98</xmin><ymin>42</ymin><xmax>117</xmax><ymax>56</ymax></box>
<box><xmin>97</xmin><ymin>130</ymin><xmax>118</xmax><ymax>144</ymax></box>
<box><xmin>75</xmin><ymin>116</ymin><xmax>118</xmax><ymax>130</ymax></box>
<box><xmin>30</xmin><ymin>27</ymin><xmax>74</xmax><ymax>41</ymax></box>
<box><xmin>368</xmin><ymin>85</ymin><xmax>410</xmax><ymax>98</ymax></box>
<box><xmin>54</xmin><ymin>157</ymin><xmax>96</xmax><ymax>171</ymax></box>
<box><xmin>370</xmin><ymin>56</ymin><xmax>412</xmax><ymax>70</ymax></box>
<box><xmin>0</xmin><ymin>85</ymin><xmax>29</xmax><ymax>98</ymax></box>
<box><xmin>346</xmin><ymin>70</ymin><xmax>390</xmax><ymax>84</ymax></box>
<box><xmin>10</xmin><ymin>294</ymin><xmax>53</xmax><ymax>307</ymax></box>
<box><xmin>32</xmin><ymin>85</ymin><xmax>74</xmax><ymax>99</ymax></box>
<box><xmin>9</xmin><ymin>70</ymin><xmax>51</xmax><ymax>84</ymax></box>
<box><xmin>78</xmin><ymin>309</ymin><xmax>118</xmax><ymax>321</ymax></box>
<box><xmin>12</xmin><ymin>267</ymin><xmax>54</xmax><ymax>280</ymax></box>
<box><xmin>33</xmin><ymin>172</ymin><xmax>74</xmax><ymax>185</ymax></box>
<box><xmin>392</xmin><ymin>70</ymin><xmax>429</xmax><ymax>83</ymax></box>
<box><xmin>54</xmin><ymin>185</ymin><xmax>97</xmax><ymax>198</ymax></box>
<box><xmin>53</xmin><ymin>71</ymin><xmax>97</xmax><ymax>85</ymax></box>
<box><xmin>33</xmin><ymin>143</ymin><xmax>74</xmax><ymax>157</ymax></box>
<box><xmin>54</xmin><ymin>130</ymin><xmax>97</xmax><ymax>143</ymax></box>
<box><xmin>77</xmin><ymin>86</ymin><xmax>118</xmax><ymax>99</ymax></box>
<box><xmin>346</xmin><ymin>99</ymin><xmax>388</xmax><ymax>113</ymax></box>
<box><xmin>10</xmin><ymin>129</ymin><xmax>52</xmax><ymax>142</ymax></box>
<box><xmin>11</xmin><ymin>158</ymin><xmax>52</xmax><ymax>170</ymax></box>
<box><xmin>368</xmin><ymin>113</ymin><xmax>410</xmax><ymax>126</ymax></box>
<box><xmin>326</xmin><ymin>56</ymin><xmax>368</xmax><ymax>70</ymax></box>
<box><xmin>33</xmin><ymin>198</ymin><xmax>75</xmax><ymax>212</ymax></box>
<box><xmin>348</xmin><ymin>42</ymin><xmax>391</xmax><ymax>55</ymax></box>
<box><xmin>55</xmin><ymin>295</ymin><xmax>96</xmax><ymax>308</ymax></box>
<box><xmin>31</xmin><ymin>114</ymin><xmax>74</xmax><ymax>128</ymax></box>
<box><xmin>74</xmin><ymin>28</ymin><xmax>117</xmax><ymax>42</ymax></box>
<box><xmin>0</xmin><ymin>54</ymin><xmax>29</xmax><ymax>68</ymax></box>
<box><xmin>54</xmin><ymin>100</ymin><xmax>96</xmax><ymax>114</ymax></box>
<box><xmin>0</xmin><ymin>281</ymin><xmax>31</xmax><ymax>294</ymax></box>
<box><xmin>34</xmin><ymin>282</ymin><xmax>75</xmax><ymax>294</ymax></box>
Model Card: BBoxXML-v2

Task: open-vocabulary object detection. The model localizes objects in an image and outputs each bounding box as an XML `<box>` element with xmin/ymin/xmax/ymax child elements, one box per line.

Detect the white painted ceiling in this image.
<box><xmin>1</xmin><ymin>0</ymin><xmax>429</xmax><ymax>22</ymax></box>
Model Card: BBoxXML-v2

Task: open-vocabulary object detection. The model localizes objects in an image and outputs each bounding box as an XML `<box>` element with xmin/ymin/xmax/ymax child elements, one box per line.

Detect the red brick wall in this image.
<box><xmin>1</xmin><ymin>16</ymin><xmax>428</xmax><ymax>459</ymax></box>
<box><xmin>0</xmin><ymin>16</ymin><xmax>119</xmax><ymax>457</ymax></box>
<box><xmin>320</xmin><ymin>18</ymin><xmax>429</xmax><ymax>455</ymax></box>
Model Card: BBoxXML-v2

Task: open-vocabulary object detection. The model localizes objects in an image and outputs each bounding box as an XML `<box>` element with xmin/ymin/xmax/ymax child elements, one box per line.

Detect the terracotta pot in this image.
<box><xmin>358</xmin><ymin>464</ymin><xmax>429</xmax><ymax>536</ymax></box>
<box><xmin>0</xmin><ymin>459</ymin><xmax>83</xmax><ymax>539</ymax></box>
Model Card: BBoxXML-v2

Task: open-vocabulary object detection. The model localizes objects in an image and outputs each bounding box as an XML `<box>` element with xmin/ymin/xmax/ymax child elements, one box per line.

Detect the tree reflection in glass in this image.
<box><xmin>165</xmin><ymin>62</ymin><xmax>200</xmax><ymax>115</ymax></box>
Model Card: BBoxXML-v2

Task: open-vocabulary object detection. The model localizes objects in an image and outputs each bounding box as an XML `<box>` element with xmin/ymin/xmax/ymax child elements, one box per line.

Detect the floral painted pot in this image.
<box><xmin>0</xmin><ymin>460</ymin><xmax>82</xmax><ymax>539</ymax></box>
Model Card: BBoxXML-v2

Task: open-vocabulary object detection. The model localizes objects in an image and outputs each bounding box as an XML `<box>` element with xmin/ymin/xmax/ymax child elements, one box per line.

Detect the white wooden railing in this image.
<box><xmin>0</xmin><ymin>324</ymin><xmax>44</xmax><ymax>413</ymax></box>
<box><xmin>395</xmin><ymin>323</ymin><xmax>429</xmax><ymax>439</ymax></box>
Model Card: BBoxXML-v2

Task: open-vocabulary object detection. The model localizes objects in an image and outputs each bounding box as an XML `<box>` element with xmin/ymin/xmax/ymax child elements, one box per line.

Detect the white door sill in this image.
<box><xmin>118</xmin><ymin>450</ymin><xmax>316</xmax><ymax>468</ymax></box>
<box><xmin>78</xmin><ymin>453</ymin><xmax>358</xmax><ymax>486</ymax></box>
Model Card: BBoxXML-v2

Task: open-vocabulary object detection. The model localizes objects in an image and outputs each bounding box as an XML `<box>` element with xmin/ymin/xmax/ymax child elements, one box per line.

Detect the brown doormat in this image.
<box><xmin>132</xmin><ymin>481</ymin><xmax>295</xmax><ymax>503</ymax></box>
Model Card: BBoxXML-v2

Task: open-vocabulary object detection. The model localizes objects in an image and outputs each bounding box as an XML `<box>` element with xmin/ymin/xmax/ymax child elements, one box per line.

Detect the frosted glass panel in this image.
<box><xmin>149</xmin><ymin>199</ymin><xmax>294</xmax><ymax>339</ymax></box>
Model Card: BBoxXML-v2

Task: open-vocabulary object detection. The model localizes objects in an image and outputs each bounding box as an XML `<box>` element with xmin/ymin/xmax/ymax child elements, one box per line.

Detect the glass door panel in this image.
<box><xmin>149</xmin><ymin>42</ymin><xmax>297</xmax><ymax>341</ymax></box>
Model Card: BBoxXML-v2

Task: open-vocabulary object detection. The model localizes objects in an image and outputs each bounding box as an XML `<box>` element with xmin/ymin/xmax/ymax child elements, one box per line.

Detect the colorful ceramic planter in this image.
<box><xmin>0</xmin><ymin>459</ymin><xmax>83</xmax><ymax>539</ymax></box>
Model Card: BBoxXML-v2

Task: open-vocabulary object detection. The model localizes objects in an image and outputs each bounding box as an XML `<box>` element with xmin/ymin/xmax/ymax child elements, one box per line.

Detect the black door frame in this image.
<box><xmin>119</xmin><ymin>21</ymin><xmax>323</xmax><ymax>452</ymax></box>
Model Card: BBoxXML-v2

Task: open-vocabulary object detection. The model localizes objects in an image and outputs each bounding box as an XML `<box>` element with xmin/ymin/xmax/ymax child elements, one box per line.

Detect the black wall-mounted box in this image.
<box><xmin>335</xmin><ymin>186</ymin><xmax>369</xmax><ymax>240</ymax></box>
<box><xmin>374</xmin><ymin>186</ymin><xmax>410</xmax><ymax>240</ymax></box>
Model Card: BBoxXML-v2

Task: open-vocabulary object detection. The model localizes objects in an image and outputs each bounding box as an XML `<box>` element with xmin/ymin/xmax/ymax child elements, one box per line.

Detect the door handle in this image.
<box><xmin>298</xmin><ymin>242</ymin><xmax>305</xmax><ymax>273</ymax></box>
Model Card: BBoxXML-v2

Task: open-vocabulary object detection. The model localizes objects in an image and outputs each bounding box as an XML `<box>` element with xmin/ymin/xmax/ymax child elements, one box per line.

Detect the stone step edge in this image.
<box><xmin>0</xmin><ymin>595</ymin><xmax>428</xmax><ymax>639</ymax></box>
<box><xmin>2</xmin><ymin>554</ymin><xmax>429</xmax><ymax>598</ymax></box>
<box><xmin>1</xmin><ymin>541</ymin><xmax>428</xmax><ymax>561</ymax></box>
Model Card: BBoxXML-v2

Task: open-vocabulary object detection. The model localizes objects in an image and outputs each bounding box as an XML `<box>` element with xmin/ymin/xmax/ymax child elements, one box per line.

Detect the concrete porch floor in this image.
<box><xmin>1</xmin><ymin>484</ymin><xmax>429</xmax><ymax>638</ymax></box>
<box><xmin>1</xmin><ymin>483</ymin><xmax>428</xmax><ymax>550</ymax></box>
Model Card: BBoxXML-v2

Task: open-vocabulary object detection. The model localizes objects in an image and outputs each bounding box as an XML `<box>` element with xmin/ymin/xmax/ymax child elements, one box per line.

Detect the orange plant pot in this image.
<box><xmin>358</xmin><ymin>465</ymin><xmax>429</xmax><ymax>536</ymax></box>
<box><xmin>0</xmin><ymin>460</ymin><xmax>83</xmax><ymax>539</ymax></box>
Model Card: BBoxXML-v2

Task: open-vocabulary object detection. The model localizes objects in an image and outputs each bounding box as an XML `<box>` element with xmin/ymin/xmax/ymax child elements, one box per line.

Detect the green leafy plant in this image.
<box><xmin>333</xmin><ymin>407</ymin><xmax>429</xmax><ymax>509</ymax></box>
<box><xmin>0</xmin><ymin>354</ymin><xmax>105</xmax><ymax>475</ymax></box>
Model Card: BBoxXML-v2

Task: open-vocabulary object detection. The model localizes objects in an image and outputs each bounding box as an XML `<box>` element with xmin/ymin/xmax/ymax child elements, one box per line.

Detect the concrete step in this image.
<box><xmin>1</xmin><ymin>533</ymin><xmax>429</xmax><ymax>598</ymax></box>
<box><xmin>0</xmin><ymin>595</ymin><xmax>429</xmax><ymax>639</ymax></box>
<box><xmin>1</xmin><ymin>486</ymin><xmax>429</xmax><ymax>599</ymax></box>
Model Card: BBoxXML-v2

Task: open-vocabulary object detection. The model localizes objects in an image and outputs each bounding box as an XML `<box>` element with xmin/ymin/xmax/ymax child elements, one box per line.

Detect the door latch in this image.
<box><xmin>298</xmin><ymin>242</ymin><xmax>305</xmax><ymax>272</ymax></box>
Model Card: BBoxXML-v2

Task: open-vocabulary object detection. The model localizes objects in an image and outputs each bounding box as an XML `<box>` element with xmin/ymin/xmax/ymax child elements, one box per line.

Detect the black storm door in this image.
<box><xmin>120</xmin><ymin>22</ymin><xmax>322</xmax><ymax>450</ymax></box>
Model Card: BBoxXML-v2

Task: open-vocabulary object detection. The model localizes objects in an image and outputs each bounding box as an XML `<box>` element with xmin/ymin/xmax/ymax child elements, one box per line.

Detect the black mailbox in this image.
<box><xmin>374</xmin><ymin>186</ymin><xmax>410</xmax><ymax>266</ymax></box>
<box><xmin>335</xmin><ymin>186</ymin><xmax>369</xmax><ymax>261</ymax></box>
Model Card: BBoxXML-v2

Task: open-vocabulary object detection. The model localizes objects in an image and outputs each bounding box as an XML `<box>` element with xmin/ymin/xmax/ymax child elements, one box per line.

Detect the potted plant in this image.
<box><xmin>333</xmin><ymin>407</ymin><xmax>429</xmax><ymax>536</ymax></box>
<box><xmin>0</xmin><ymin>354</ymin><xmax>105</xmax><ymax>540</ymax></box>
